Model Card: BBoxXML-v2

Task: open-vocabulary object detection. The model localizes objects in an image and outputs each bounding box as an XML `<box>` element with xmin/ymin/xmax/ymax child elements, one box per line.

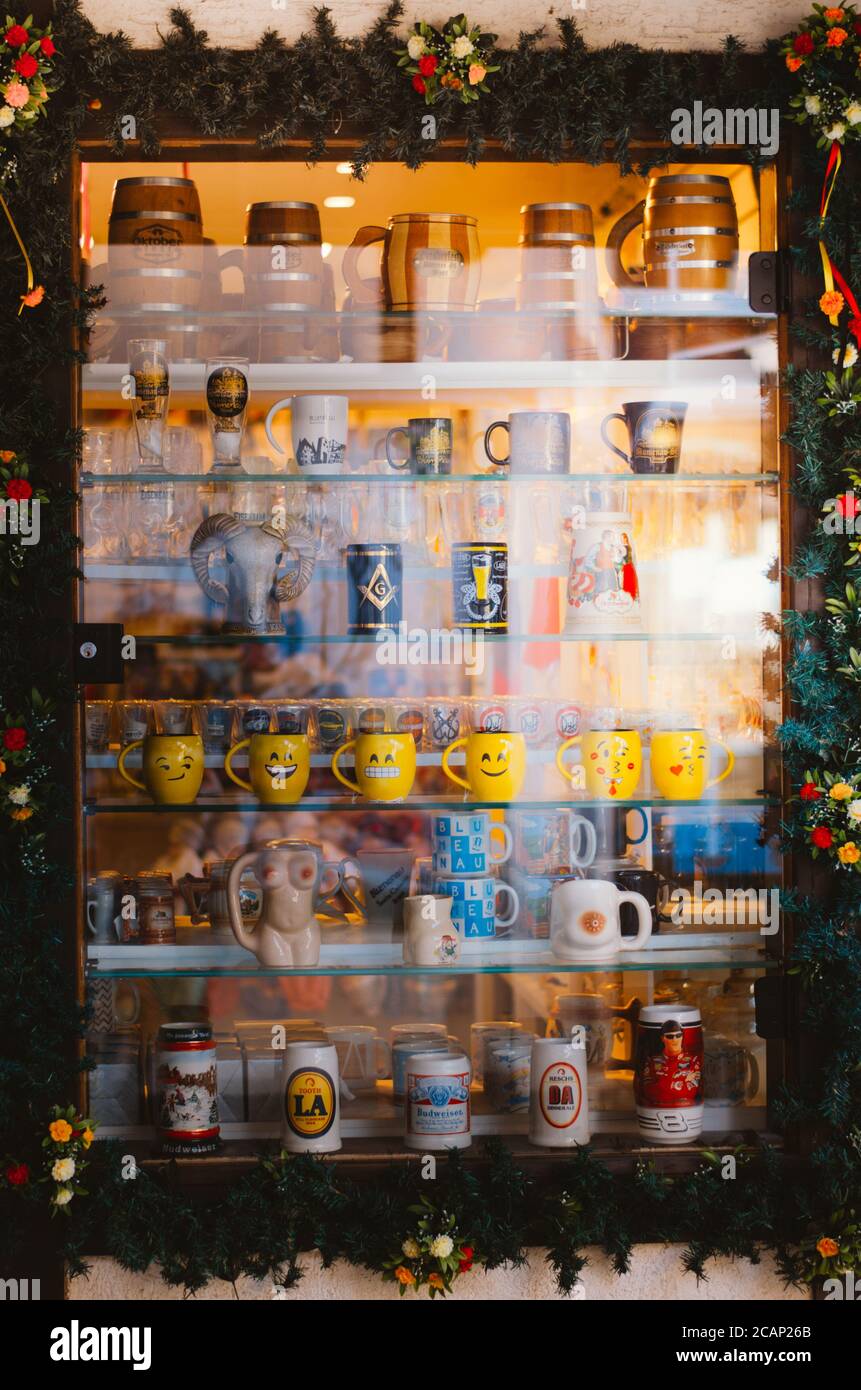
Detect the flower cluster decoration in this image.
<box><xmin>798</xmin><ymin>1209</ymin><xmax>861</xmax><ymax>1280</ymax></box>
<box><xmin>1</xmin><ymin>14</ymin><xmax>55</xmax><ymax>142</ymax></box>
<box><xmin>797</xmin><ymin>771</ymin><xmax>861</xmax><ymax>867</ymax></box>
<box><xmin>42</xmin><ymin>1106</ymin><xmax>96</xmax><ymax>1213</ymax></box>
<box><xmin>383</xmin><ymin>1194</ymin><xmax>476</xmax><ymax>1297</ymax></box>
<box><xmin>0</xmin><ymin>448</ymin><xmax>47</xmax><ymax>584</ymax></box>
<box><xmin>396</xmin><ymin>15</ymin><xmax>498</xmax><ymax>104</ymax></box>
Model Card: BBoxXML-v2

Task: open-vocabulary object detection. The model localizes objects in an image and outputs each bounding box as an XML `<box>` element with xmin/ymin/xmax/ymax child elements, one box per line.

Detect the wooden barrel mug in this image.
<box><xmin>517</xmin><ymin>202</ymin><xmax>603</xmax><ymax>359</ymax></box>
<box><xmin>606</xmin><ymin>173</ymin><xmax>739</xmax><ymax>293</ymax></box>
<box><xmin>240</xmin><ymin>201</ymin><xmax>324</xmax><ymax>312</ymax></box>
<box><xmin>107</xmin><ymin>176</ymin><xmax>204</xmax><ymax>312</ymax></box>
<box><xmin>343</xmin><ymin>213</ymin><xmax>481</xmax><ymax>312</ymax></box>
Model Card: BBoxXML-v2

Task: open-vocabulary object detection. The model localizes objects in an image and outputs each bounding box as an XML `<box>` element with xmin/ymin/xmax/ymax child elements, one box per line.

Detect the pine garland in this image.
<box><xmin>0</xmin><ymin>0</ymin><xmax>858</xmax><ymax>1295</ymax></box>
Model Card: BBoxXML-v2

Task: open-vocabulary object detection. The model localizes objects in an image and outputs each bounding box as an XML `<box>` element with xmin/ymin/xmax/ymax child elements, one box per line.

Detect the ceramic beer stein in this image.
<box><xmin>634</xmin><ymin>1004</ymin><xmax>704</xmax><ymax>1144</ymax></box>
<box><xmin>549</xmin><ymin>877</ymin><xmax>653</xmax><ymax>961</ymax></box>
<box><xmin>564</xmin><ymin>511</ymin><xmax>641</xmax><ymax>630</ymax></box>
<box><xmin>650</xmin><ymin>729</ymin><xmax>734</xmax><ymax>800</ymax></box>
<box><xmin>224</xmin><ymin>732</ymin><xmax>311</xmax><ymax>804</ymax></box>
<box><xmin>528</xmin><ymin>1036</ymin><xmax>590</xmax><ymax>1147</ymax></box>
<box><xmin>282</xmin><ymin>1040</ymin><xmax>342</xmax><ymax>1152</ymax></box>
<box><xmin>86</xmin><ymin>870</ymin><xmax>124</xmax><ymax>943</ymax></box>
<box><xmin>441</xmin><ymin>730</ymin><xmax>527</xmax><ymax>802</ymax></box>
<box><xmin>117</xmin><ymin>734</ymin><xmax>204</xmax><ymax>804</ymax></box>
<box><xmin>402</xmin><ymin>894</ymin><xmax>461</xmax><ymax>966</ymax></box>
<box><xmin>404</xmin><ymin>1048</ymin><xmax>472</xmax><ymax>1151</ymax></box>
<box><xmin>264</xmin><ymin>393</ymin><xmax>348</xmax><ymax>473</ymax></box>
<box><xmin>331</xmin><ymin>732</ymin><xmax>416</xmax><ymax>803</ymax></box>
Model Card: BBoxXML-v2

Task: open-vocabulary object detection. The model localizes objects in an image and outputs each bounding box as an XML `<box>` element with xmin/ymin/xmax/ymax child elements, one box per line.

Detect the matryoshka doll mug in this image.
<box><xmin>331</xmin><ymin>732</ymin><xmax>416</xmax><ymax>802</ymax></box>
<box><xmin>556</xmin><ymin>729</ymin><xmax>643</xmax><ymax>800</ymax></box>
<box><xmin>117</xmin><ymin>735</ymin><xmax>204</xmax><ymax>804</ymax></box>
<box><xmin>441</xmin><ymin>731</ymin><xmax>527</xmax><ymax>802</ymax></box>
<box><xmin>224</xmin><ymin>732</ymin><xmax>311</xmax><ymax>804</ymax></box>
<box><xmin>650</xmin><ymin>728</ymin><xmax>734</xmax><ymax>800</ymax></box>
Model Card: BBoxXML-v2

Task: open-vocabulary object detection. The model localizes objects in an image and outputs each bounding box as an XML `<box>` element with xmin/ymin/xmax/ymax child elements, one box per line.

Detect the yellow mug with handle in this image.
<box><xmin>331</xmin><ymin>732</ymin><xmax>416</xmax><ymax>802</ymax></box>
<box><xmin>117</xmin><ymin>735</ymin><xmax>204</xmax><ymax>804</ymax></box>
<box><xmin>441</xmin><ymin>731</ymin><xmax>526</xmax><ymax>802</ymax></box>
<box><xmin>224</xmin><ymin>733</ymin><xmax>310</xmax><ymax>804</ymax></box>
<box><xmin>650</xmin><ymin>729</ymin><xmax>734</xmax><ymax>799</ymax></box>
<box><xmin>556</xmin><ymin>729</ymin><xmax>643</xmax><ymax>800</ymax></box>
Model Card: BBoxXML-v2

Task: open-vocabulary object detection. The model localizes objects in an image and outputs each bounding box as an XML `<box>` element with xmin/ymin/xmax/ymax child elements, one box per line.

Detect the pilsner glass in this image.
<box><xmin>128</xmin><ymin>338</ymin><xmax>170</xmax><ymax>473</ymax></box>
<box><xmin>205</xmin><ymin>356</ymin><xmax>250</xmax><ymax>475</ymax></box>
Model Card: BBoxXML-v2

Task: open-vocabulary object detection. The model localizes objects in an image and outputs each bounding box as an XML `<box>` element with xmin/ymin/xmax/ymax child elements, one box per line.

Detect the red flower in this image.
<box><xmin>458</xmin><ymin>1245</ymin><xmax>474</xmax><ymax>1272</ymax></box>
<box><xmin>793</xmin><ymin>32</ymin><xmax>814</xmax><ymax>54</ymax></box>
<box><xmin>6</xmin><ymin>478</ymin><xmax>32</xmax><ymax>502</ymax></box>
<box><xmin>418</xmin><ymin>54</ymin><xmax>438</xmax><ymax>77</ymax></box>
<box><xmin>4</xmin><ymin>24</ymin><xmax>29</xmax><ymax>47</ymax></box>
<box><xmin>40</xmin><ymin>36</ymin><xmax>55</xmax><ymax>57</ymax></box>
<box><xmin>3</xmin><ymin>727</ymin><xmax>27</xmax><ymax>752</ymax></box>
<box><xmin>14</xmin><ymin>53</ymin><xmax>37</xmax><ymax>79</ymax></box>
<box><xmin>811</xmin><ymin>826</ymin><xmax>834</xmax><ymax>849</ymax></box>
<box><xmin>5</xmin><ymin>1162</ymin><xmax>29</xmax><ymax>1186</ymax></box>
<box><xmin>412</xmin><ymin>75</ymin><xmax>426</xmax><ymax>93</ymax></box>
<box><xmin>837</xmin><ymin>491</ymin><xmax>860</xmax><ymax>519</ymax></box>
<box><xmin>800</xmin><ymin>781</ymin><xmax>822</xmax><ymax>801</ymax></box>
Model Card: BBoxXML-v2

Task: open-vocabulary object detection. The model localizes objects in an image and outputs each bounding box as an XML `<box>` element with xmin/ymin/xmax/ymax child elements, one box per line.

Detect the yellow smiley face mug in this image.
<box><xmin>441</xmin><ymin>731</ymin><xmax>527</xmax><ymax>802</ymax></box>
<box><xmin>331</xmin><ymin>732</ymin><xmax>417</xmax><ymax>803</ymax></box>
<box><xmin>224</xmin><ymin>733</ymin><xmax>311</xmax><ymax>804</ymax></box>
<box><xmin>117</xmin><ymin>735</ymin><xmax>205</xmax><ymax>804</ymax></box>
<box><xmin>556</xmin><ymin>729</ymin><xmax>643</xmax><ymax>800</ymax></box>
<box><xmin>650</xmin><ymin>729</ymin><xmax>734</xmax><ymax>800</ymax></box>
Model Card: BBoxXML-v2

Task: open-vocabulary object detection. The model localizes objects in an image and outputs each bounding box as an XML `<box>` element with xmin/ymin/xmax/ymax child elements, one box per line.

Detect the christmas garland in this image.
<box><xmin>0</xmin><ymin>0</ymin><xmax>859</xmax><ymax>1297</ymax></box>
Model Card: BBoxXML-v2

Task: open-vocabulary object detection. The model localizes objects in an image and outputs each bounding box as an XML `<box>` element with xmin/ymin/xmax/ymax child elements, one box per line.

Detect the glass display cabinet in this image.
<box><xmin>75</xmin><ymin>145</ymin><xmax>784</xmax><ymax>1162</ymax></box>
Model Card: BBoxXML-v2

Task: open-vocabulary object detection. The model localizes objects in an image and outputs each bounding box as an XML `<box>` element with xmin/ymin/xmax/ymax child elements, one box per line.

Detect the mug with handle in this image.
<box><xmin>264</xmin><ymin>394</ymin><xmax>348</xmax><ymax>473</ymax></box>
<box><xmin>331</xmin><ymin>732</ymin><xmax>417</xmax><ymax>803</ymax></box>
<box><xmin>550</xmin><ymin>877</ymin><xmax>653</xmax><ymax>961</ymax></box>
<box><xmin>556</xmin><ymin>729</ymin><xmax>643</xmax><ymax>801</ymax></box>
<box><xmin>441</xmin><ymin>731</ymin><xmax>527</xmax><ymax>803</ymax></box>
<box><xmin>650</xmin><ymin>729</ymin><xmax>734</xmax><ymax>800</ymax></box>
<box><xmin>117</xmin><ymin>735</ymin><xmax>204</xmax><ymax>804</ymax></box>
<box><xmin>224</xmin><ymin>732</ymin><xmax>311</xmax><ymax>804</ymax></box>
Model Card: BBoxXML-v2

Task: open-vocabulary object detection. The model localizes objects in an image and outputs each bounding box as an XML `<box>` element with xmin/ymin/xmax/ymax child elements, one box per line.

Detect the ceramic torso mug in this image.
<box><xmin>117</xmin><ymin>735</ymin><xmax>204</xmax><ymax>804</ymax></box>
<box><xmin>556</xmin><ymin>728</ymin><xmax>643</xmax><ymax>801</ymax></box>
<box><xmin>224</xmin><ymin>732</ymin><xmax>311</xmax><ymax>804</ymax></box>
<box><xmin>650</xmin><ymin>728</ymin><xmax>734</xmax><ymax>800</ymax></box>
<box><xmin>549</xmin><ymin>877</ymin><xmax>653</xmax><ymax>961</ymax></box>
<box><xmin>331</xmin><ymin>732</ymin><xmax>416</xmax><ymax>802</ymax></box>
<box><xmin>441</xmin><ymin>730</ymin><xmax>526</xmax><ymax>802</ymax></box>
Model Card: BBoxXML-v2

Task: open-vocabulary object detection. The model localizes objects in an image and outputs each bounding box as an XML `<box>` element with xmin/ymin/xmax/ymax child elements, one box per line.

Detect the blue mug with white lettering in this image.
<box><xmin>432</xmin><ymin>872</ymin><xmax>519</xmax><ymax>940</ymax></box>
<box><xmin>432</xmin><ymin>812</ymin><xmax>512</xmax><ymax>875</ymax></box>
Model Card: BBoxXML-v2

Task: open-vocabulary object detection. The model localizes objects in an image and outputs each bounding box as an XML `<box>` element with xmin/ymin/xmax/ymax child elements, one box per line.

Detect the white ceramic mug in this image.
<box><xmin>529</xmin><ymin>1036</ymin><xmax>590</xmax><ymax>1147</ymax></box>
<box><xmin>486</xmin><ymin>1037</ymin><xmax>534</xmax><ymax>1113</ymax></box>
<box><xmin>404</xmin><ymin>1049</ymin><xmax>472</xmax><ymax>1151</ymax></box>
<box><xmin>281</xmin><ymin>1040</ymin><xmax>342</xmax><ymax>1152</ymax></box>
<box><xmin>402</xmin><ymin>894</ymin><xmax>461</xmax><ymax>967</ymax></box>
<box><xmin>265</xmin><ymin>394</ymin><xmax>348</xmax><ymax>474</ymax></box>
<box><xmin>549</xmin><ymin>877</ymin><xmax>652</xmax><ymax>961</ymax></box>
<box><xmin>86</xmin><ymin>870</ymin><xmax>123</xmax><ymax>943</ymax></box>
<box><xmin>470</xmin><ymin>1021</ymin><xmax>525</xmax><ymax>1088</ymax></box>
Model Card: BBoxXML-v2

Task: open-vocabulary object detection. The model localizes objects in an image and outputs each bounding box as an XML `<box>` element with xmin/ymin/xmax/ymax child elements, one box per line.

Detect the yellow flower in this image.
<box><xmin>820</xmin><ymin>290</ymin><xmax>845</xmax><ymax>317</ymax></box>
<box><xmin>49</xmin><ymin>1119</ymin><xmax>73</xmax><ymax>1143</ymax></box>
<box><xmin>829</xmin><ymin>782</ymin><xmax>853</xmax><ymax>800</ymax></box>
<box><xmin>838</xmin><ymin>842</ymin><xmax>860</xmax><ymax>863</ymax></box>
<box><xmin>468</xmin><ymin>63</ymin><xmax>486</xmax><ymax>84</ymax></box>
<box><xmin>82</xmin><ymin>1128</ymin><xmax>94</xmax><ymax>1149</ymax></box>
<box><xmin>394</xmin><ymin>1265</ymin><xmax>416</xmax><ymax>1286</ymax></box>
<box><xmin>10</xmin><ymin>806</ymin><xmax>32</xmax><ymax>820</ymax></box>
<box><xmin>429</xmin><ymin>1273</ymin><xmax>445</xmax><ymax>1289</ymax></box>
<box><xmin>817</xmin><ymin>1236</ymin><xmax>840</xmax><ymax>1258</ymax></box>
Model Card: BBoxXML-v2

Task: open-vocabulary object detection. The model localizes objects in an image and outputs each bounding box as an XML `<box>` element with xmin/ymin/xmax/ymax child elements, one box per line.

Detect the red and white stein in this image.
<box><xmin>564</xmin><ymin>510</ymin><xmax>641</xmax><ymax>630</ymax></box>
<box><xmin>634</xmin><ymin>1004</ymin><xmax>703</xmax><ymax>1144</ymax></box>
<box><xmin>155</xmin><ymin>1022</ymin><xmax>219</xmax><ymax>1155</ymax></box>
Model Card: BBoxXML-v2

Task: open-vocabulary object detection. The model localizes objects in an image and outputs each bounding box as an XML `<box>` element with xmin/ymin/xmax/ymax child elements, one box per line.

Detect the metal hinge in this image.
<box><xmin>748</xmin><ymin>250</ymin><xmax>792</xmax><ymax>315</ymax></box>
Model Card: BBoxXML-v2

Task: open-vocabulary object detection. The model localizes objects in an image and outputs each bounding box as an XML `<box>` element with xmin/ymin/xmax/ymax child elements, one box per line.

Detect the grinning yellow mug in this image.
<box><xmin>556</xmin><ymin>729</ymin><xmax>643</xmax><ymax>800</ymax></box>
<box><xmin>224</xmin><ymin>733</ymin><xmax>310</xmax><ymax>804</ymax></box>
<box><xmin>117</xmin><ymin>735</ymin><xmax>204</xmax><ymax>804</ymax></box>
<box><xmin>650</xmin><ymin>729</ymin><xmax>734</xmax><ymax>800</ymax></box>
<box><xmin>331</xmin><ymin>732</ymin><xmax>416</xmax><ymax>802</ymax></box>
<box><xmin>441</xmin><ymin>731</ymin><xmax>527</xmax><ymax>802</ymax></box>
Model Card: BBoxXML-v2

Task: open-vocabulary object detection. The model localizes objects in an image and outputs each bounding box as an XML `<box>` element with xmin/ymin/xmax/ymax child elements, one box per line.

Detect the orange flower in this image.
<box><xmin>825</xmin><ymin>7</ymin><xmax>845</xmax><ymax>20</ymax></box>
<box><xmin>429</xmin><ymin>1273</ymin><xmax>444</xmax><ymax>1289</ymax></box>
<box><xmin>817</xmin><ymin>1236</ymin><xmax>840</xmax><ymax>1258</ymax></box>
<box><xmin>838</xmin><ymin>842</ymin><xmax>860</xmax><ymax>863</ymax></box>
<box><xmin>0</xmin><ymin>451</ymin><xmax>15</xmax><ymax>462</ymax></box>
<box><xmin>82</xmin><ymin>1128</ymin><xmax>94</xmax><ymax>1149</ymax></box>
<box><xmin>49</xmin><ymin>1119</ymin><xmax>73</xmax><ymax>1143</ymax></box>
<box><xmin>394</xmin><ymin>1265</ymin><xmax>416</xmax><ymax>1286</ymax></box>
<box><xmin>468</xmin><ymin>63</ymin><xmax>486</xmax><ymax>84</ymax></box>
<box><xmin>11</xmin><ymin>806</ymin><xmax>32</xmax><ymax>820</ymax></box>
<box><xmin>820</xmin><ymin>290</ymin><xmax>845</xmax><ymax>317</ymax></box>
<box><xmin>786</xmin><ymin>55</ymin><xmax>803</xmax><ymax>71</ymax></box>
<box><xmin>828</xmin><ymin>26</ymin><xmax>848</xmax><ymax>45</ymax></box>
<box><xmin>0</xmin><ymin>760</ymin><xmax>6</xmax><ymax>776</ymax></box>
<box><xmin>20</xmin><ymin>285</ymin><xmax>45</xmax><ymax>309</ymax></box>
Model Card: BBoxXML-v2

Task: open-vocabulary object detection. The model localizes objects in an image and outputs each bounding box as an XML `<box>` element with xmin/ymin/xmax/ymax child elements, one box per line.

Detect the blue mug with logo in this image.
<box><xmin>432</xmin><ymin>872</ymin><xmax>519</xmax><ymax>940</ymax></box>
<box><xmin>432</xmin><ymin>812</ymin><xmax>512</xmax><ymax>875</ymax></box>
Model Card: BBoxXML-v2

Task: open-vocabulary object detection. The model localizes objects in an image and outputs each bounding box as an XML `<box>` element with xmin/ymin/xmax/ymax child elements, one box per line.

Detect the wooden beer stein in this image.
<box><xmin>606</xmin><ymin>173</ymin><xmax>738</xmax><ymax>293</ymax></box>
<box><xmin>342</xmin><ymin>213</ymin><xmax>481</xmax><ymax>311</ymax></box>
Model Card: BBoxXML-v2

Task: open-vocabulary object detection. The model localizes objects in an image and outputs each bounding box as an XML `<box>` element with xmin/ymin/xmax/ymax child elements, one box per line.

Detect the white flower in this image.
<box><xmin>8</xmin><ymin>784</ymin><xmax>30</xmax><ymax>805</ymax></box>
<box><xmin>847</xmin><ymin>798</ymin><xmax>861</xmax><ymax>820</ymax></box>
<box><xmin>824</xmin><ymin>122</ymin><xmax>847</xmax><ymax>142</ymax></box>
<box><xmin>52</xmin><ymin>1157</ymin><xmax>75</xmax><ymax>1181</ymax></box>
<box><xmin>834</xmin><ymin>342</ymin><xmax>859</xmax><ymax>367</ymax></box>
<box><xmin>402</xmin><ymin>1237</ymin><xmax>420</xmax><ymax>1258</ymax></box>
<box><xmin>451</xmin><ymin>36</ymin><xmax>474</xmax><ymax>59</ymax></box>
<box><xmin>846</xmin><ymin>102</ymin><xmax>861</xmax><ymax>125</ymax></box>
<box><xmin>0</xmin><ymin>107</ymin><xmax>14</xmax><ymax>128</ymax></box>
<box><xmin>430</xmin><ymin>1234</ymin><xmax>454</xmax><ymax>1258</ymax></box>
<box><xmin>804</xmin><ymin>95</ymin><xmax>822</xmax><ymax>116</ymax></box>
<box><xmin>407</xmin><ymin>35</ymin><xmax>426</xmax><ymax>59</ymax></box>
<box><xmin>54</xmin><ymin>1186</ymin><xmax>73</xmax><ymax>1206</ymax></box>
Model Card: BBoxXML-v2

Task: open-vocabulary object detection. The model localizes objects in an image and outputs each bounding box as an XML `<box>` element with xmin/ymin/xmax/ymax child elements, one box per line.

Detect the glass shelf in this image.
<box><xmin>84</xmin><ymin>794</ymin><xmax>778</xmax><ymax>815</ymax></box>
<box><xmin>114</xmin><ymin>629</ymin><xmax>773</xmax><ymax>647</ymax></box>
<box><xmin>80</xmin><ymin>471</ymin><xmax>780</xmax><ymax>488</ymax></box>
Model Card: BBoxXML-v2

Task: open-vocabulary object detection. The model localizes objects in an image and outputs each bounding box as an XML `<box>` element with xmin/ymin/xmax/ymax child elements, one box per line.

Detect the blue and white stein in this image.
<box><xmin>432</xmin><ymin>812</ymin><xmax>512</xmax><ymax>875</ymax></box>
<box><xmin>432</xmin><ymin>872</ymin><xmax>519</xmax><ymax>940</ymax></box>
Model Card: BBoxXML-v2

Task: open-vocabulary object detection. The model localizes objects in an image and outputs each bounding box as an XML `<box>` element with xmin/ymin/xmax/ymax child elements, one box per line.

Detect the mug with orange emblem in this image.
<box><xmin>650</xmin><ymin>729</ymin><xmax>734</xmax><ymax>800</ymax></box>
<box><xmin>556</xmin><ymin>729</ymin><xmax>643</xmax><ymax>800</ymax></box>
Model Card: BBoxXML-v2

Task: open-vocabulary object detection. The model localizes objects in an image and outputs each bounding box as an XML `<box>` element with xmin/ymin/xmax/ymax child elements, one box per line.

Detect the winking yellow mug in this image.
<box><xmin>650</xmin><ymin>729</ymin><xmax>734</xmax><ymax>800</ymax></box>
<box><xmin>224</xmin><ymin>733</ymin><xmax>311</xmax><ymax>804</ymax></box>
<box><xmin>556</xmin><ymin>729</ymin><xmax>643</xmax><ymax>800</ymax></box>
<box><xmin>117</xmin><ymin>735</ymin><xmax>204</xmax><ymax>804</ymax></box>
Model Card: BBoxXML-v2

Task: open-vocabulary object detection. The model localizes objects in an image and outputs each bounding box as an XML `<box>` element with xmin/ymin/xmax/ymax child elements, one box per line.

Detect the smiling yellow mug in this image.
<box><xmin>331</xmin><ymin>732</ymin><xmax>416</xmax><ymax>802</ymax></box>
<box><xmin>650</xmin><ymin>729</ymin><xmax>734</xmax><ymax>800</ymax></box>
<box><xmin>441</xmin><ymin>731</ymin><xmax>527</xmax><ymax>802</ymax></box>
<box><xmin>556</xmin><ymin>729</ymin><xmax>643</xmax><ymax>800</ymax></box>
<box><xmin>224</xmin><ymin>733</ymin><xmax>311</xmax><ymax>804</ymax></box>
<box><xmin>117</xmin><ymin>735</ymin><xmax>204</xmax><ymax>804</ymax></box>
